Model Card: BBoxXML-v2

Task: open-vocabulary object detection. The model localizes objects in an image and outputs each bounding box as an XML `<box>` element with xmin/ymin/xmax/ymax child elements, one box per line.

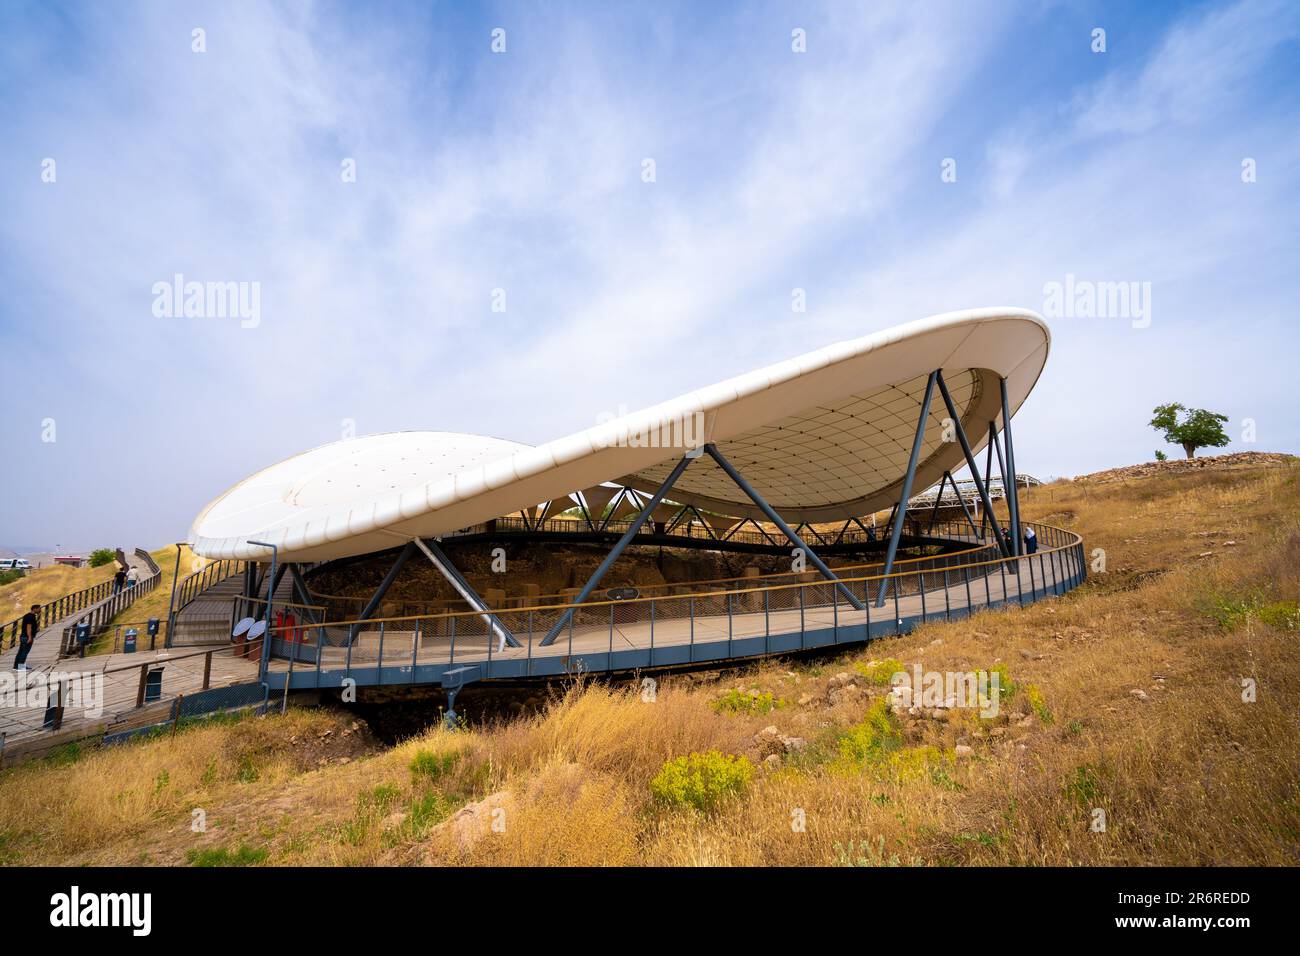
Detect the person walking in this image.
<box><xmin>15</xmin><ymin>604</ymin><xmax>39</xmax><ymax>670</ymax></box>
<box><xmin>1024</xmin><ymin>525</ymin><xmax>1038</xmax><ymax>554</ymax></box>
<box><xmin>125</xmin><ymin>565</ymin><xmax>140</xmax><ymax>590</ymax></box>
<box><xmin>113</xmin><ymin>566</ymin><xmax>126</xmax><ymax>594</ymax></box>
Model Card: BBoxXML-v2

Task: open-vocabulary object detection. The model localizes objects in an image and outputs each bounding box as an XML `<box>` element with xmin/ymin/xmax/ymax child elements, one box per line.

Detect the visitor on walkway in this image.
<box><xmin>1024</xmin><ymin>526</ymin><xmax>1038</xmax><ymax>554</ymax></box>
<box><xmin>126</xmin><ymin>565</ymin><xmax>139</xmax><ymax>589</ymax></box>
<box><xmin>15</xmin><ymin>604</ymin><xmax>39</xmax><ymax>670</ymax></box>
<box><xmin>113</xmin><ymin>566</ymin><xmax>126</xmax><ymax>594</ymax></box>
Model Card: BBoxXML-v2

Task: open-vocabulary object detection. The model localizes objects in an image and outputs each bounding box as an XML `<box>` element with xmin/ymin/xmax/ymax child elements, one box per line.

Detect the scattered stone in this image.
<box><xmin>1072</xmin><ymin>452</ymin><xmax>1293</xmax><ymax>485</ymax></box>
<box><xmin>955</xmin><ymin>745</ymin><xmax>974</xmax><ymax>758</ymax></box>
<box><xmin>1130</xmin><ymin>689</ymin><xmax>1150</xmax><ymax>702</ymax></box>
<box><xmin>437</xmin><ymin>791</ymin><xmax>516</xmax><ymax>854</ymax></box>
<box><xmin>763</xmin><ymin>753</ymin><xmax>782</xmax><ymax>770</ymax></box>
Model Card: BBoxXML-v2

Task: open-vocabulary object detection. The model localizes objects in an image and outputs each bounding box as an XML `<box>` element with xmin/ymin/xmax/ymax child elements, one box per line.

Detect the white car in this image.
<box><xmin>0</xmin><ymin>558</ymin><xmax>32</xmax><ymax>572</ymax></box>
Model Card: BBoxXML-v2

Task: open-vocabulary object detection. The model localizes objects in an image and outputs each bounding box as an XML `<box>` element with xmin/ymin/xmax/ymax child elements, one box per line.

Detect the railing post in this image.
<box><xmin>689</xmin><ymin>596</ymin><xmax>695</xmax><ymax>661</ymax></box>
<box><xmin>798</xmin><ymin>585</ymin><xmax>805</xmax><ymax>648</ymax></box>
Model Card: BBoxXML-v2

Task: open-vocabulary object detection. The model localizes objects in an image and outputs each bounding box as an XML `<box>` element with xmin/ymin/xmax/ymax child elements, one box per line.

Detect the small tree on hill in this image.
<box><xmin>88</xmin><ymin>548</ymin><xmax>116</xmax><ymax>568</ymax></box>
<box><xmin>1149</xmin><ymin>403</ymin><xmax>1229</xmax><ymax>459</ymax></box>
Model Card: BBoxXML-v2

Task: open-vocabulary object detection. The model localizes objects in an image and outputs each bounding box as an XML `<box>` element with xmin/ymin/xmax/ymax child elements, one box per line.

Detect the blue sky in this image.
<box><xmin>2</xmin><ymin>0</ymin><xmax>1298</xmax><ymax>551</ymax></box>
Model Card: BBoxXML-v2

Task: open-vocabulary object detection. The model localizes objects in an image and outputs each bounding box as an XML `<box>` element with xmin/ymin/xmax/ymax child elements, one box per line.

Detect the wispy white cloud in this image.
<box><xmin>0</xmin><ymin>0</ymin><xmax>1296</xmax><ymax>547</ymax></box>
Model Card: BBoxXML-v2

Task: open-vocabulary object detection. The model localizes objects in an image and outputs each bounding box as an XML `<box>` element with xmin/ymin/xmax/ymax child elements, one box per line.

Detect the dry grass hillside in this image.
<box><xmin>1</xmin><ymin>457</ymin><xmax>1296</xmax><ymax>867</ymax></box>
<box><xmin>0</xmin><ymin>559</ymin><xmax>121</xmax><ymax>627</ymax></box>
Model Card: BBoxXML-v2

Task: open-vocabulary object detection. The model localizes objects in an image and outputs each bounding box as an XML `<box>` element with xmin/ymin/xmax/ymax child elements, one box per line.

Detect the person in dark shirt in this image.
<box><xmin>15</xmin><ymin>604</ymin><xmax>39</xmax><ymax>669</ymax></box>
<box><xmin>113</xmin><ymin>567</ymin><xmax>127</xmax><ymax>594</ymax></box>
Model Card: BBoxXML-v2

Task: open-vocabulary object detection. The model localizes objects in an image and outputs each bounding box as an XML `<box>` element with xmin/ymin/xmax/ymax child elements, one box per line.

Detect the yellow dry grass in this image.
<box><xmin>0</xmin><ymin>461</ymin><xmax>1297</xmax><ymax>866</ymax></box>
<box><xmin>0</xmin><ymin>560</ymin><xmax>120</xmax><ymax>626</ymax></box>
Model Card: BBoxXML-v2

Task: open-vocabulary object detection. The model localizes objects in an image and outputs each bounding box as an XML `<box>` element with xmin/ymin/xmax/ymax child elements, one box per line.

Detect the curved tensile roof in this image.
<box><xmin>190</xmin><ymin>307</ymin><xmax>1050</xmax><ymax>562</ymax></box>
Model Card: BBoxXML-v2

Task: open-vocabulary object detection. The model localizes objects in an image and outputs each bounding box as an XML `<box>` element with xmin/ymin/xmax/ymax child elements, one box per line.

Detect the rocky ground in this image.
<box><xmin>1068</xmin><ymin>450</ymin><xmax>1294</xmax><ymax>485</ymax></box>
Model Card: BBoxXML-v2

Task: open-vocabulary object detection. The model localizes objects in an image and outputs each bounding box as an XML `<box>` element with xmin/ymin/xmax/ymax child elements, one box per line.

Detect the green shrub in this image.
<box><xmin>186</xmin><ymin>844</ymin><xmax>268</xmax><ymax>867</ymax></box>
<box><xmin>1202</xmin><ymin>592</ymin><xmax>1299</xmax><ymax>631</ymax></box>
<box><xmin>835</xmin><ymin>697</ymin><xmax>903</xmax><ymax>764</ymax></box>
<box><xmin>988</xmin><ymin>664</ymin><xmax>1018</xmax><ymax>702</ymax></box>
<box><xmin>712</xmin><ymin>688</ymin><xmax>783</xmax><ymax>714</ymax></box>
<box><xmin>410</xmin><ymin>748</ymin><xmax>462</xmax><ymax>780</ymax></box>
<box><xmin>405</xmin><ymin>791</ymin><xmax>456</xmax><ymax>834</ymax></box>
<box><xmin>1026</xmin><ymin>684</ymin><xmax>1053</xmax><ymax>724</ymax></box>
<box><xmin>1256</xmin><ymin>601</ymin><xmax>1300</xmax><ymax>630</ymax></box>
<box><xmin>833</xmin><ymin>835</ymin><xmax>921</xmax><ymax>867</ymax></box>
<box><xmin>650</xmin><ymin>750</ymin><xmax>754</xmax><ymax>812</ymax></box>
<box><xmin>88</xmin><ymin>548</ymin><xmax>116</xmax><ymax>568</ymax></box>
<box><xmin>881</xmin><ymin>744</ymin><xmax>955</xmax><ymax>782</ymax></box>
<box><xmin>0</xmin><ymin>569</ymin><xmax>22</xmax><ymax>587</ymax></box>
<box><xmin>1064</xmin><ymin>764</ymin><xmax>1105</xmax><ymax>806</ymax></box>
<box><xmin>357</xmin><ymin>783</ymin><xmax>401</xmax><ymax>813</ymax></box>
<box><xmin>853</xmin><ymin>658</ymin><xmax>905</xmax><ymax>686</ymax></box>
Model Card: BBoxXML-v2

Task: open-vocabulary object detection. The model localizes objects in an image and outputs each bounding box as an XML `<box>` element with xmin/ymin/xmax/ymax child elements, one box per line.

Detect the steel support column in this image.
<box><xmin>248</xmin><ymin>541</ymin><xmax>278</xmax><ymax>681</ymax></box>
<box><xmin>704</xmin><ymin>443</ymin><xmax>864</xmax><ymax>612</ymax></box>
<box><xmin>413</xmin><ymin>537</ymin><xmax>520</xmax><ymax>649</ymax></box>
<box><xmin>949</xmin><ymin>475</ymin><xmax>982</xmax><ymax>540</ymax></box>
<box><xmin>980</xmin><ymin>423</ymin><xmax>996</xmax><ymax>538</ymax></box>
<box><xmin>288</xmin><ymin>564</ymin><xmax>321</xmax><ymax>625</ymax></box>
<box><xmin>935</xmin><ymin>371</ymin><xmax>1012</xmax><ymax>559</ymax></box>
<box><xmin>875</xmin><ymin>371</ymin><xmax>937</xmax><ymax>608</ymax></box>
<box><xmin>348</xmin><ymin>542</ymin><xmax>416</xmax><ymax>645</ymax></box>
<box><xmin>925</xmin><ymin>472</ymin><xmax>951</xmax><ymax>534</ymax></box>
<box><xmin>999</xmin><ymin>376</ymin><xmax>1023</xmax><ymax>556</ymax></box>
<box><xmin>540</xmin><ymin>453</ymin><xmax>694</xmax><ymax>646</ymax></box>
<box><xmin>990</xmin><ymin>419</ymin><xmax>1011</xmax><ymax>539</ymax></box>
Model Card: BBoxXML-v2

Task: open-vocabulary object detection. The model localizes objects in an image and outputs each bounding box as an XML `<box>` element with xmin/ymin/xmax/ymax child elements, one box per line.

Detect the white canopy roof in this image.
<box><xmin>190</xmin><ymin>307</ymin><xmax>1049</xmax><ymax>562</ymax></box>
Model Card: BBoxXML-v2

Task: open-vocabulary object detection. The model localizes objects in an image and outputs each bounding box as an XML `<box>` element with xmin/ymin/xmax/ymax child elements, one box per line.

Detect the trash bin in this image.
<box><xmin>607</xmin><ymin>587</ymin><xmax>640</xmax><ymax>625</ymax></box>
<box><xmin>144</xmin><ymin>666</ymin><xmax>164</xmax><ymax>703</ymax></box>
<box><xmin>123</xmin><ymin>628</ymin><xmax>138</xmax><ymax>653</ymax></box>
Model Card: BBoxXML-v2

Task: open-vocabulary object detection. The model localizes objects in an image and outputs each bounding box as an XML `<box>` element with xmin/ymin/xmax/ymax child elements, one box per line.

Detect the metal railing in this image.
<box><xmin>171</xmin><ymin>558</ymin><xmax>246</xmax><ymax>615</ymax></box>
<box><xmin>4</xmin><ymin>550</ymin><xmax>161</xmax><ymax>650</ymax></box>
<box><xmin>263</xmin><ymin>521</ymin><xmax>1085</xmax><ymax>687</ymax></box>
<box><xmin>57</xmin><ymin>568</ymin><xmax>164</xmax><ymax>656</ymax></box>
<box><xmin>0</xmin><ymin>639</ymin><xmax>269</xmax><ymax>758</ymax></box>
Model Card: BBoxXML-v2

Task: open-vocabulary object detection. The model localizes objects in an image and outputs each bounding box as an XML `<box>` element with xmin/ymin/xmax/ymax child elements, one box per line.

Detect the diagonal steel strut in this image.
<box><xmin>704</xmin><ymin>444</ymin><xmax>864</xmax><ymax>612</ymax></box>
<box><xmin>413</xmin><ymin>537</ymin><xmax>520</xmax><ymax>649</ymax></box>
<box><xmin>876</xmin><ymin>371</ymin><xmax>938</xmax><ymax>608</ymax></box>
<box><xmin>539</xmin><ymin>453</ymin><xmax>695</xmax><ymax>647</ymax></box>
